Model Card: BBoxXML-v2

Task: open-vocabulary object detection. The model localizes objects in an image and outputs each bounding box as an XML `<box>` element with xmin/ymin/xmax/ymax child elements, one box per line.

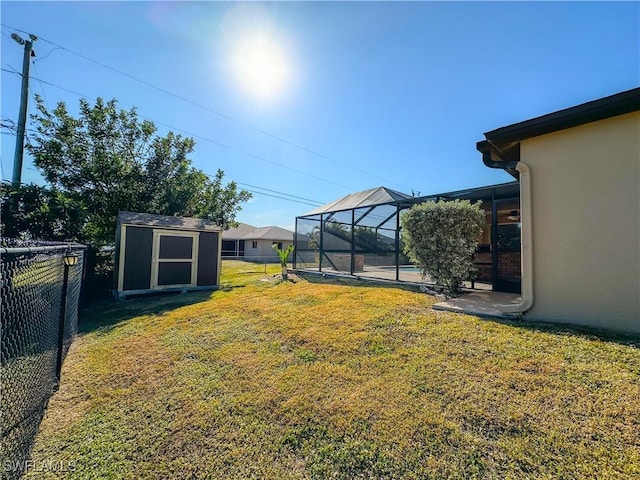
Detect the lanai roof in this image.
<box><xmin>303</xmin><ymin>186</ymin><xmax>413</xmax><ymax>216</ymax></box>
<box><xmin>298</xmin><ymin>182</ymin><xmax>520</xmax><ymax>219</ymax></box>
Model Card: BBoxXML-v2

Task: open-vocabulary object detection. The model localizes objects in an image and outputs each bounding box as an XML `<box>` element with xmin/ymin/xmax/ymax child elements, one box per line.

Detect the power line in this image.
<box><xmin>3</xmin><ymin>66</ymin><xmax>345</xmax><ymax>195</ymax></box>
<box><xmin>0</xmin><ymin>146</ymin><xmax>318</xmax><ymax>209</ymax></box>
<box><xmin>31</xmin><ymin>61</ymin><xmax>49</xmax><ymax>109</ymax></box>
<box><xmin>151</xmin><ymin>117</ymin><xmax>353</xmax><ymax>190</ymax></box>
<box><xmin>237</xmin><ymin>182</ymin><xmax>323</xmax><ymax>205</ymax></box>
<box><xmin>2</xmin><ymin>69</ymin><xmax>330</xmax><ymax>209</ymax></box>
<box><xmin>11</xmin><ymin>69</ymin><xmax>354</xmax><ymax>191</ymax></box>
<box><xmin>1</xmin><ymin>134</ymin><xmax>321</xmax><ymax>208</ymax></box>
<box><xmin>33</xmin><ymin>45</ymin><xmax>64</xmax><ymax>63</ymax></box>
<box><xmin>5</xmin><ymin>57</ymin><xmax>51</xmax><ymax>121</ymax></box>
<box><xmin>0</xmin><ymin>23</ymin><xmax>413</xmax><ymax>191</ymax></box>
<box><xmin>2</xmin><ymin>65</ymin><xmax>20</xmax><ymax>76</ymax></box>
<box><xmin>2</xmin><ymin>66</ymin><xmax>83</xmax><ymax>97</ymax></box>
<box><xmin>3</xmin><ymin>67</ymin><xmax>344</xmax><ymax>189</ymax></box>
<box><xmin>231</xmin><ymin>186</ymin><xmax>320</xmax><ymax>207</ymax></box>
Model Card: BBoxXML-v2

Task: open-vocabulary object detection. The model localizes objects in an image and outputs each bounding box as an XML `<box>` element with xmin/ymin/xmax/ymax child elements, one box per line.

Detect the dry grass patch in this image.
<box><xmin>25</xmin><ymin>261</ymin><xmax>640</xmax><ymax>479</ymax></box>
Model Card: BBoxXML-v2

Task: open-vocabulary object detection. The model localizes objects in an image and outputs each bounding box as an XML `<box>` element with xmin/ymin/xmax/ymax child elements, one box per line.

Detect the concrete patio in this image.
<box><xmin>433</xmin><ymin>291</ymin><xmax>522</xmax><ymax>320</ymax></box>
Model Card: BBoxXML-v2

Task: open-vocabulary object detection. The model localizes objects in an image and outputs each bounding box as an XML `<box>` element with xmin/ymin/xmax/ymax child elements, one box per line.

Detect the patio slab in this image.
<box><xmin>433</xmin><ymin>291</ymin><xmax>522</xmax><ymax>320</ymax></box>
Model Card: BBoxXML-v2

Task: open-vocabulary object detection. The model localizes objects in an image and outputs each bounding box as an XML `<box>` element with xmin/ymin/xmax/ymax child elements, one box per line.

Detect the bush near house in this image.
<box><xmin>24</xmin><ymin>261</ymin><xmax>640</xmax><ymax>479</ymax></box>
<box><xmin>401</xmin><ymin>199</ymin><xmax>485</xmax><ymax>294</ymax></box>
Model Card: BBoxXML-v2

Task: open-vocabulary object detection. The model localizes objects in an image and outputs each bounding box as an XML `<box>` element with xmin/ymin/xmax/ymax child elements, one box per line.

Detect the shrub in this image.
<box><xmin>401</xmin><ymin>199</ymin><xmax>485</xmax><ymax>294</ymax></box>
<box><xmin>272</xmin><ymin>243</ymin><xmax>294</xmax><ymax>280</ymax></box>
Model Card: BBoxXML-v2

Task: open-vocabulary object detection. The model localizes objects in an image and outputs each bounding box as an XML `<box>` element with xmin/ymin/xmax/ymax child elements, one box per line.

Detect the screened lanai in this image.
<box><xmin>294</xmin><ymin>181</ymin><xmax>522</xmax><ymax>293</ymax></box>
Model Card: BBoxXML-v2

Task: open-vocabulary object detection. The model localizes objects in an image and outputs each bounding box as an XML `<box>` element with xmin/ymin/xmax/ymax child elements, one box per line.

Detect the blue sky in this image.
<box><xmin>2</xmin><ymin>1</ymin><xmax>638</xmax><ymax>230</ymax></box>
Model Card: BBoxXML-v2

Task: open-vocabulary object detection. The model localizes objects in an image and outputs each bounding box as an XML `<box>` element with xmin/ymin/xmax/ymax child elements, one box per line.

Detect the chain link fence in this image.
<box><xmin>1</xmin><ymin>241</ymin><xmax>86</xmax><ymax>480</ymax></box>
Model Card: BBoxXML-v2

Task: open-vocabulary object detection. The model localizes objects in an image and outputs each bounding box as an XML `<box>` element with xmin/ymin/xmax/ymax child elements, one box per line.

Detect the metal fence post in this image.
<box><xmin>55</xmin><ymin>258</ymin><xmax>70</xmax><ymax>383</ymax></box>
<box><xmin>79</xmin><ymin>249</ymin><xmax>87</xmax><ymax>311</ymax></box>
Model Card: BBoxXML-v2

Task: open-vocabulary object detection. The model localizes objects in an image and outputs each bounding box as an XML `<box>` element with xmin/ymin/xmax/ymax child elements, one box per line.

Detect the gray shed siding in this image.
<box><xmin>197</xmin><ymin>232</ymin><xmax>219</xmax><ymax>286</ymax></box>
<box><xmin>123</xmin><ymin>226</ymin><xmax>153</xmax><ymax>291</ymax></box>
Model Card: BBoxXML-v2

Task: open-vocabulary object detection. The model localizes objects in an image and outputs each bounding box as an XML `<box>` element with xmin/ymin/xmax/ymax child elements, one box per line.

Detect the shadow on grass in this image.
<box><xmin>77</xmin><ymin>264</ymin><xmax>272</xmax><ymax>336</ymax></box>
<box><xmin>295</xmin><ymin>271</ymin><xmax>424</xmax><ymax>293</ymax></box>
<box><xmin>480</xmin><ymin>315</ymin><xmax>639</xmax><ymax>348</ymax></box>
<box><xmin>297</xmin><ymin>272</ymin><xmax>639</xmax><ymax>348</ymax></box>
<box><xmin>78</xmin><ymin>290</ymin><xmax>216</xmax><ymax>335</ymax></box>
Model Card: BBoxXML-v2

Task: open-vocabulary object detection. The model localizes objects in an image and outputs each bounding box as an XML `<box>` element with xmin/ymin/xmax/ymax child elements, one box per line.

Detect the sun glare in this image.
<box><xmin>231</xmin><ymin>35</ymin><xmax>292</xmax><ymax>100</ymax></box>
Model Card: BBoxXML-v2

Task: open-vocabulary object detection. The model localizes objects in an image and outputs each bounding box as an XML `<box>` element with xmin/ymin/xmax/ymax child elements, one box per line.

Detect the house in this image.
<box><xmin>221</xmin><ymin>223</ymin><xmax>256</xmax><ymax>257</ymax></box>
<box><xmin>222</xmin><ymin>223</ymin><xmax>294</xmax><ymax>262</ymax></box>
<box><xmin>477</xmin><ymin>87</ymin><xmax>640</xmax><ymax>334</ymax></box>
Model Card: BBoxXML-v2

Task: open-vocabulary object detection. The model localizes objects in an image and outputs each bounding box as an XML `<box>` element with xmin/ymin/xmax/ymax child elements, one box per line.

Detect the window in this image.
<box><xmin>273</xmin><ymin>242</ymin><xmax>283</xmax><ymax>249</ymax></box>
<box><xmin>252</xmin><ymin>241</ymin><xmax>257</xmax><ymax>249</ymax></box>
<box><xmin>497</xmin><ymin>223</ymin><xmax>521</xmax><ymax>252</ymax></box>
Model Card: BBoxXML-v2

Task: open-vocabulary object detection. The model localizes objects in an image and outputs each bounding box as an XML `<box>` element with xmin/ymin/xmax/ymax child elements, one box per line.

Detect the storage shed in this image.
<box><xmin>115</xmin><ymin>212</ymin><xmax>222</xmax><ymax>299</ymax></box>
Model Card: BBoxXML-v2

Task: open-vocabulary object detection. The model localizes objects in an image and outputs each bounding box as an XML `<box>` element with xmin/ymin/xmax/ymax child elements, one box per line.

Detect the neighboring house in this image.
<box><xmin>477</xmin><ymin>87</ymin><xmax>640</xmax><ymax>334</ymax></box>
<box><xmin>221</xmin><ymin>223</ymin><xmax>256</xmax><ymax>257</ymax></box>
<box><xmin>222</xmin><ymin>223</ymin><xmax>294</xmax><ymax>262</ymax></box>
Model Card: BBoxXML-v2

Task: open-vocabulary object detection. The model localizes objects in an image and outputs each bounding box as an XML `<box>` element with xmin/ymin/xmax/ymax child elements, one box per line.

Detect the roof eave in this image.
<box><xmin>484</xmin><ymin>87</ymin><xmax>640</xmax><ymax>145</ymax></box>
<box><xmin>476</xmin><ymin>140</ymin><xmax>520</xmax><ymax>179</ymax></box>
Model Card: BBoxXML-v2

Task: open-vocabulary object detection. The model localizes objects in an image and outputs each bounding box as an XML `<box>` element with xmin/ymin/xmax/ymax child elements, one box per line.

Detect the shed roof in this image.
<box><xmin>303</xmin><ymin>186</ymin><xmax>412</xmax><ymax>216</ymax></box>
<box><xmin>118</xmin><ymin>212</ymin><xmax>222</xmax><ymax>232</ymax></box>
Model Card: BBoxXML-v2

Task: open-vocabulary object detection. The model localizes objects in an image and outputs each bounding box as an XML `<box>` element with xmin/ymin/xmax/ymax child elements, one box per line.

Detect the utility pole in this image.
<box><xmin>10</xmin><ymin>33</ymin><xmax>37</xmax><ymax>188</ymax></box>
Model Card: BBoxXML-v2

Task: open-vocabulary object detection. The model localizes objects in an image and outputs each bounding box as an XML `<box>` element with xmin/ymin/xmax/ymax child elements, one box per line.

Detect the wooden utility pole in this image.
<box><xmin>11</xmin><ymin>33</ymin><xmax>36</xmax><ymax>188</ymax></box>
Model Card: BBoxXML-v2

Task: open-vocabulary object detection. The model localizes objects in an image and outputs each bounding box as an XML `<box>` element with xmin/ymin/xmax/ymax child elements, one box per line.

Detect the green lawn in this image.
<box><xmin>26</xmin><ymin>261</ymin><xmax>640</xmax><ymax>479</ymax></box>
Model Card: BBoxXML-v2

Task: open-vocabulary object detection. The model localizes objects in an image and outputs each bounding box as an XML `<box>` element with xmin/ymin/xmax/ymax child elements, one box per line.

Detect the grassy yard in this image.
<box><xmin>27</xmin><ymin>261</ymin><xmax>639</xmax><ymax>479</ymax></box>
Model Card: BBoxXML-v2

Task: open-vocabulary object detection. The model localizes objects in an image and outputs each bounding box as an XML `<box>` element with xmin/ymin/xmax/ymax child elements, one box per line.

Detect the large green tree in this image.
<box><xmin>25</xmin><ymin>95</ymin><xmax>251</xmax><ymax>246</ymax></box>
<box><xmin>1</xmin><ymin>181</ymin><xmax>87</xmax><ymax>242</ymax></box>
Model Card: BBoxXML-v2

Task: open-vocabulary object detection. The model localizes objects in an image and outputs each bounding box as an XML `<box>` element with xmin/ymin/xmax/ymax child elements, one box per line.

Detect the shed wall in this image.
<box><xmin>197</xmin><ymin>231</ymin><xmax>220</xmax><ymax>286</ymax></box>
<box><xmin>123</xmin><ymin>226</ymin><xmax>153</xmax><ymax>291</ymax></box>
<box><xmin>119</xmin><ymin>225</ymin><xmax>221</xmax><ymax>295</ymax></box>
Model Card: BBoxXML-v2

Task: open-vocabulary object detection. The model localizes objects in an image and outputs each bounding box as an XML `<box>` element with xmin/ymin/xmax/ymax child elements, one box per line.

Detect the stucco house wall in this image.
<box><xmin>521</xmin><ymin>111</ymin><xmax>639</xmax><ymax>333</ymax></box>
<box><xmin>244</xmin><ymin>239</ymin><xmax>293</xmax><ymax>262</ymax></box>
<box><xmin>222</xmin><ymin>224</ymin><xmax>294</xmax><ymax>262</ymax></box>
